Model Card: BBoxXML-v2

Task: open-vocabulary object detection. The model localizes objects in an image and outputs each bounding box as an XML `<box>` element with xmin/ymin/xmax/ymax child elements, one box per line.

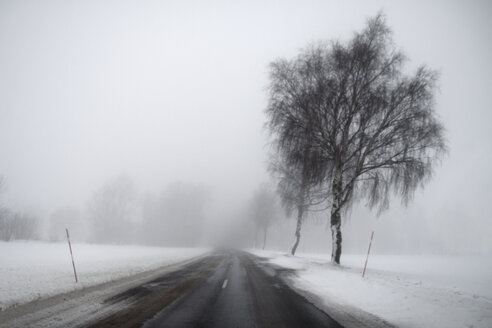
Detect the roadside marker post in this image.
<box><xmin>66</xmin><ymin>228</ymin><xmax>78</xmax><ymax>283</ymax></box>
<box><xmin>362</xmin><ymin>231</ymin><xmax>374</xmax><ymax>278</ymax></box>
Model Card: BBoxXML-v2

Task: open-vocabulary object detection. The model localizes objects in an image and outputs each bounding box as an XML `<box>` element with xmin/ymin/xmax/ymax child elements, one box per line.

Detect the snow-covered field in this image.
<box><xmin>0</xmin><ymin>241</ymin><xmax>208</xmax><ymax>310</ymax></box>
<box><xmin>250</xmin><ymin>249</ymin><xmax>492</xmax><ymax>328</ymax></box>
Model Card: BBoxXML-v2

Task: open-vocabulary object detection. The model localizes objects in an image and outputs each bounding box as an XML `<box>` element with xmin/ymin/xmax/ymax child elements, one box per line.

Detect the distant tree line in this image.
<box><xmin>88</xmin><ymin>176</ymin><xmax>208</xmax><ymax>246</ymax></box>
<box><xmin>140</xmin><ymin>181</ymin><xmax>208</xmax><ymax>247</ymax></box>
<box><xmin>0</xmin><ymin>174</ymin><xmax>209</xmax><ymax>246</ymax></box>
<box><xmin>88</xmin><ymin>176</ymin><xmax>138</xmax><ymax>244</ymax></box>
<box><xmin>0</xmin><ymin>176</ymin><xmax>40</xmax><ymax>241</ymax></box>
<box><xmin>0</xmin><ymin>209</ymin><xmax>39</xmax><ymax>241</ymax></box>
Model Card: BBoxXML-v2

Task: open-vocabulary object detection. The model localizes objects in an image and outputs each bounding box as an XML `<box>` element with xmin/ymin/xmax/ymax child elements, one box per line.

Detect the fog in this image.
<box><xmin>1</xmin><ymin>0</ymin><xmax>491</xmax><ymax>254</ymax></box>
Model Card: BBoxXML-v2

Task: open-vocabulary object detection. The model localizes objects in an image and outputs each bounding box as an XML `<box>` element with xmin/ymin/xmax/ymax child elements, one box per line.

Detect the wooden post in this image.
<box><xmin>362</xmin><ymin>231</ymin><xmax>374</xmax><ymax>278</ymax></box>
<box><xmin>66</xmin><ymin>228</ymin><xmax>78</xmax><ymax>283</ymax></box>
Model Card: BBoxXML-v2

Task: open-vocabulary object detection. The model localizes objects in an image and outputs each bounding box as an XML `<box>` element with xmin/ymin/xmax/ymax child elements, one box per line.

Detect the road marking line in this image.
<box><xmin>222</xmin><ymin>279</ymin><xmax>228</xmax><ymax>289</ymax></box>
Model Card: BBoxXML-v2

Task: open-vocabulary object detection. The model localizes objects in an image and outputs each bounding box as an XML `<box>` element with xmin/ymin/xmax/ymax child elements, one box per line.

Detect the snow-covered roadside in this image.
<box><xmin>0</xmin><ymin>241</ymin><xmax>209</xmax><ymax>310</ymax></box>
<box><xmin>249</xmin><ymin>249</ymin><xmax>492</xmax><ymax>328</ymax></box>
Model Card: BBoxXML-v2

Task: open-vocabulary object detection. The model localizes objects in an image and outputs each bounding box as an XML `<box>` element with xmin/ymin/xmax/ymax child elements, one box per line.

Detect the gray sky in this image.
<box><xmin>1</xmin><ymin>0</ymin><xmax>491</xmax><ymax>253</ymax></box>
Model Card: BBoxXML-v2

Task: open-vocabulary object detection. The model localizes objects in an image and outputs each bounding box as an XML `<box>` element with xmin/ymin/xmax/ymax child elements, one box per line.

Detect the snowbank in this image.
<box><xmin>0</xmin><ymin>241</ymin><xmax>208</xmax><ymax>310</ymax></box>
<box><xmin>249</xmin><ymin>249</ymin><xmax>492</xmax><ymax>328</ymax></box>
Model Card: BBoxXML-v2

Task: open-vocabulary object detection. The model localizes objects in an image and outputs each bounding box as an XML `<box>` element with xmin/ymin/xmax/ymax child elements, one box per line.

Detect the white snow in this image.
<box><xmin>249</xmin><ymin>249</ymin><xmax>492</xmax><ymax>328</ymax></box>
<box><xmin>0</xmin><ymin>241</ymin><xmax>208</xmax><ymax>310</ymax></box>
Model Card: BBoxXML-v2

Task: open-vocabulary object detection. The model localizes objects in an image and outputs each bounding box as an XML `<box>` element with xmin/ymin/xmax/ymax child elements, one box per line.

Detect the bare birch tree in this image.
<box><xmin>270</xmin><ymin>153</ymin><xmax>326</xmax><ymax>255</ymax></box>
<box><xmin>250</xmin><ymin>184</ymin><xmax>278</xmax><ymax>249</ymax></box>
<box><xmin>266</xmin><ymin>14</ymin><xmax>446</xmax><ymax>264</ymax></box>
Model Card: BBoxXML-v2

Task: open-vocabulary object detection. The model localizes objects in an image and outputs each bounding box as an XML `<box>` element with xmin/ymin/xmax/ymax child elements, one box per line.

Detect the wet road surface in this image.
<box><xmin>90</xmin><ymin>250</ymin><xmax>342</xmax><ymax>328</ymax></box>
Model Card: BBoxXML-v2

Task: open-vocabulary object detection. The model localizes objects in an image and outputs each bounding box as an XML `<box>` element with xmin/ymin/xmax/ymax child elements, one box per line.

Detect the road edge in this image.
<box><xmin>250</xmin><ymin>252</ymin><xmax>397</xmax><ymax>328</ymax></box>
<box><xmin>0</xmin><ymin>250</ymin><xmax>211</xmax><ymax>328</ymax></box>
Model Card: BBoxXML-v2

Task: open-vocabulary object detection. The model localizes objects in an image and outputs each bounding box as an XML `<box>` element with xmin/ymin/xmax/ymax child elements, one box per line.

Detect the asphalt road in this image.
<box><xmin>90</xmin><ymin>250</ymin><xmax>342</xmax><ymax>328</ymax></box>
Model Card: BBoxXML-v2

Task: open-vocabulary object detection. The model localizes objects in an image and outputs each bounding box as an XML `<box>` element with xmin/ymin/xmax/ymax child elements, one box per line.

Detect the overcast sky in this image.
<box><xmin>1</xmin><ymin>0</ymin><xmax>491</xmax><ymax>253</ymax></box>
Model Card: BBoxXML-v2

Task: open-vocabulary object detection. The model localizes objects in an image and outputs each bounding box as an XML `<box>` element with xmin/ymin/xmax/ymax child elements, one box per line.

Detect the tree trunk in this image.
<box><xmin>291</xmin><ymin>205</ymin><xmax>304</xmax><ymax>255</ymax></box>
<box><xmin>254</xmin><ymin>227</ymin><xmax>259</xmax><ymax>249</ymax></box>
<box><xmin>262</xmin><ymin>225</ymin><xmax>268</xmax><ymax>250</ymax></box>
<box><xmin>330</xmin><ymin>169</ymin><xmax>343</xmax><ymax>264</ymax></box>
